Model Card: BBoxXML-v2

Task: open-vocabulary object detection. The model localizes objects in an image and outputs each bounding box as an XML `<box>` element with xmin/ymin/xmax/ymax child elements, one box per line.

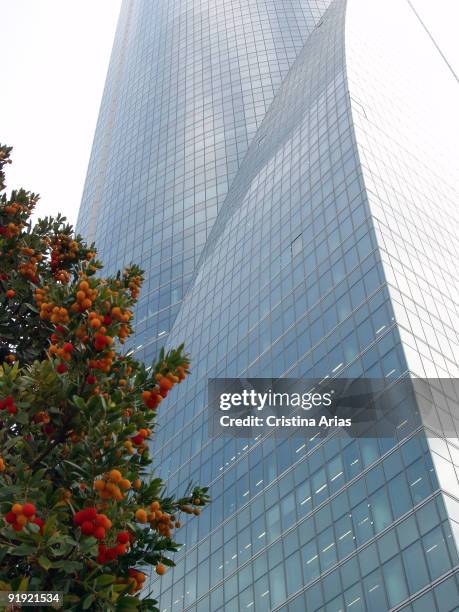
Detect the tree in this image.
<box><xmin>0</xmin><ymin>144</ymin><xmax>209</xmax><ymax>610</ymax></box>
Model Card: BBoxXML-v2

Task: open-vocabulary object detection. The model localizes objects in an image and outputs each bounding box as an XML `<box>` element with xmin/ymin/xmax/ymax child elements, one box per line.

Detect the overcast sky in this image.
<box><xmin>1</xmin><ymin>0</ymin><xmax>458</xmax><ymax>228</ymax></box>
<box><xmin>1</xmin><ymin>0</ymin><xmax>121</xmax><ymax>226</ymax></box>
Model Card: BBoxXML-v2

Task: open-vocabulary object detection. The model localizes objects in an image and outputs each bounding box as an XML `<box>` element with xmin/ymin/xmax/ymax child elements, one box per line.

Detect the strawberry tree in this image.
<box><xmin>0</xmin><ymin>144</ymin><xmax>209</xmax><ymax>610</ymax></box>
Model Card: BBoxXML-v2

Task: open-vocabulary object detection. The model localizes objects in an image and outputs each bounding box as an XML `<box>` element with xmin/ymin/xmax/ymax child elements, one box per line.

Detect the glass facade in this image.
<box><xmin>77</xmin><ymin>0</ymin><xmax>331</xmax><ymax>355</ymax></box>
<box><xmin>77</xmin><ymin>0</ymin><xmax>459</xmax><ymax>610</ymax></box>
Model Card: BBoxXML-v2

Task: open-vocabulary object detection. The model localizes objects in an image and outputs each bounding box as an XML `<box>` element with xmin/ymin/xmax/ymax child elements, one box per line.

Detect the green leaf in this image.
<box><xmin>63</xmin><ymin>595</ymin><xmax>80</xmax><ymax>604</ymax></box>
<box><xmin>79</xmin><ymin>537</ymin><xmax>98</xmax><ymax>555</ymax></box>
<box><xmin>82</xmin><ymin>594</ymin><xmax>96</xmax><ymax>610</ymax></box>
<box><xmin>52</xmin><ymin>560</ymin><xmax>83</xmax><ymax>573</ymax></box>
<box><xmin>18</xmin><ymin>576</ymin><xmax>29</xmax><ymax>591</ymax></box>
<box><xmin>9</xmin><ymin>544</ymin><xmax>36</xmax><ymax>556</ymax></box>
<box><xmin>44</xmin><ymin>514</ymin><xmax>58</xmax><ymax>537</ymax></box>
<box><xmin>62</xmin><ymin>460</ymin><xmax>88</xmax><ymax>476</ymax></box>
<box><xmin>116</xmin><ymin>595</ymin><xmax>140</xmax><ymax>610</ymax></box>
<box><xmin>95</xmin><ymin>574</ymin><xmax>116</xmax><ymax>587</ymax></box>
<box><xmin>72</xmin><ymin>395</ymin><xmax>87</xmax><ymax>410</ymax></box>
<box><xmin>38</xmin><ymin>555</ymin><xmax>52</xmax><ymax>569</ymax></box>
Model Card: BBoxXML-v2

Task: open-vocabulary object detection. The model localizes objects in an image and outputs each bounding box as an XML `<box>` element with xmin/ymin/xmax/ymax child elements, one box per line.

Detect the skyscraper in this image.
<box><xmin>77</xmin><ymin>0</ymin><xmax>331</xmax><ymax>357</ymax></box>
<box><xmin>78</xmin><ymin>0</ymin><xmax>459</xmax><ymax>610</ymax></box>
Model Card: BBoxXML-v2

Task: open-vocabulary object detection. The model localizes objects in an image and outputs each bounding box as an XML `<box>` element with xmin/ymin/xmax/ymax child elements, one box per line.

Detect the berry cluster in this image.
<box><xmin>0</xmin><ymin>395</ymin><xmax>17</xmax><ymax>415</ymax></box>
<box><xmin>134</xmin><ymin>501</ymin><xmax>179</xmax><ymax>538</ymax></box>
<box><xmin>94</xmin><ymin>469</ymin><xmax>131</xmax><ymax>501</ymax></box>
<box><xmin>18</xmin><ymin>246</ymin><xmax>41</xmax><ymax>283</ymax></box>
<box><xmin>48</xmin><ymin>234</ymin><xmax>80</xmax><ymax>282</ymax></box>
<box><xmin>126</xmin><ymin>568</ymin><xmax>146</xmax><ymax>593</ymax></box>
<box><xmin>96</xmin><ymin>531</ymin><xmax>130</xmax><ymax>564</ymax></box>
<box><xmin>73</xmin><ymin>507</ymin><xmax>112</xmax><ymax>540</ymax></box>
<box><xmin>38</xmin><ymin>301</ymin><xmax>70</xmax><ymax>326</ymax></box>
<box><xmin>72</xmin><ymin>279</ymin><xmax>98</xmax><ymax>313</ymax></box>
<box><xmin>149</xmin><ymin>502</ymin><xmax>178</xmax><ymax>538</ymax></box>
<box><xmin>124</xmin><ymin>271</ymin><xmax>142</xmax><ymax>300</ymax></box>
<box><xmin>4</xmin><ymin>503</ymin><xmax>43</xmax><ymax>533</ymax></box>
<box><xmin>123</xmin><ymin>428</ymin><xmax>150</xmax><ymax>456</ymax></box>
<box><xmin>141</xmin><ymin>369</ymin><xmax>188</xmax><ymax>412</ymax></box>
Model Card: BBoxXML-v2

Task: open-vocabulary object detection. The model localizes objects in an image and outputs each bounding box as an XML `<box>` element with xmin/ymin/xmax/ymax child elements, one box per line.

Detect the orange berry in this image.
<box><xmin>108</xmin><ymin>469</ymin><xmax>122</xmax><ymax>483</ymax></box>
<box><xmin>105</xmin><ymin>482</ymin><xmax>118</xmax><ymax>495</ymax></box>
<box><xmin>113</xmin><ymin>487</ymin><xmax>124</xmax><ymax>501</ymax></box>
<box><xmin>6</xmin><ymin>289</ymin><xmax>15</xmax><ymax>299</ymax></box>
<box><xmin>133</xmin><ymin>479</ymin><xmax>142</xmax><ymax>490</ymax></box>
<box><xmin>16</xmin><ymin>514</ymin><xmax>28</xmax><ymax>527</ymax></box>
<box><xmin>111</xmin><ymin>306</ymin><xmax>122</xmax><ymax>318</ymax></box>
<box><xmin>156</xmin><ymin>563</ymin><xmax>166</xmax><ymax>575</ymax></box>
<box><xmin>120</xmin><ymin>479</ymin><xmax>131</xmax><ymax>490</ymax></box>
<box><xmin>135</xmin><ymin>509</ymin><xmax>147</xmax><ymax>523</ymax></box>
<box><xmin>11</xmin><ymin>504</ymin><xmax>23</xmax><ymax>514</ymax></box>
<box><xmin>94</xmin><ymin>480</ymin><xmax>105</xmax><ymax>491</ymax></box>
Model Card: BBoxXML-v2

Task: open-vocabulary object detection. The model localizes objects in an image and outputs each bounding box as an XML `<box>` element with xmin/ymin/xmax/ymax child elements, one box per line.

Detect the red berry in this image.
<box><xmin>81</xmin><ymin>508</ymin><xmax>97</xmax><ymax>521</ymax></box>
<box><xmin>55</xmin><ymin>325</ymin><xmax>65</xmax><ymax>334</ymax></box>
<box><xmin>56</xmin><ymin>363</ymin><xmax>67</xmax><ymax>374</ymax></box>
<box><xmin>5</xmin><ymin>511</ymin><xmax>16</xmax><ymax>524</ymax></box>
<box><xmin>159</xmin><ymin>378</ymin><xmax>173</xmax><ymax>393</ymax></box>
<box><xmin>81</xmin><ymin>521</ymin><xmax>95</xmax><ymax>536</ymax></box>
<box><xmin>105</xmin><ymin>547</ymin><xmax>117</xmax><ymax>561</ymax></box>
<box><xmin>7</xmin><ymin>404</ymin><xmax>17</xmax><ymax>415</ymax></box>
<box><xmin>5</xmin><ymin>396</ymin><xmax>14</xmax><ymax>406</ymax></box>
<box><xmin>103</xmin><ymin>315</ymin><xmax>112</xmax><ymax>325</ymax></box>
<box><xmin>22</xmin><ymin>503</ymin><xmax>36</xmax><ymax>517</ymax></box>
<box><xmin>33</xmin><ymin>517</ymin><xmax>44</xmax><ymax>533</ymax></box>
<box><xmin>63</xmin><ymin>342</ymin><xmax>74</xmax><ymax>353</ymax></box>
<box><xmin>131</xmin><ymin>434</ymin><xmax>144</xmax><ymax>446</ymax></box>
<box><xmin>93</xmin><ymin>526</ymin><xmax>106</xmax><ymax>540</ymax></box>
<box><xmin>115</xmin><ymin>543</ymin><xmax>127</xmax><ymax>555</ymax></box>
<box><xmin>12</xmin><ymin>522</ymin><xmax>23</xmax><ymax>531</ymax></box>
<box><xmin>73</xmin><ymin>510</ymin><xmax>85</xmax><ymax>526</ymax></box>
<box><xmin>86</xmin><ymin>375</ymin><xmax>96</xmax><ymax>385</ymax></box>
<box><xmin>146</xmin><ymin>393</ymin><xmax>160</xmax><ymax>409</ymax></box>
<box><xmin>116</xmin><ymin>531</ymin><xmax>129</xmax><ymax>544</ymax></box>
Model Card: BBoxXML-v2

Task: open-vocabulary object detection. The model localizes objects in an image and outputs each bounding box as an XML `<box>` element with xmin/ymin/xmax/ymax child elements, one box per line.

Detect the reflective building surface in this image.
<box><xmin>77</xmin><ymin>0</ymin><xmax>331</xmax><ymax>356</ymax></box>
<box><xmin>78</xmin><ymin>0</ymin><xmax>459</xmax><ymax>610</ymax></box>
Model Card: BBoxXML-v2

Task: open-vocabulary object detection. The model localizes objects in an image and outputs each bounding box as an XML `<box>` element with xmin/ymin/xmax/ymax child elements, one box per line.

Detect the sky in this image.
<box><xmin>1</xmin><ymin>0</ymin><xmax>121</xmax><ymax>226</ymax></box>
<box><xmin>1</xmin><ymin>0</ymin><xmax>458</xmax><ymax>229</ymax></box>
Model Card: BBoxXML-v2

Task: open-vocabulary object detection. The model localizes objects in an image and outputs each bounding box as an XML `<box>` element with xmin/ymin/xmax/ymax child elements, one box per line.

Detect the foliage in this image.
<box><xmin>0</xmin><ymin>144</ymin><xmax>209</xmax><ymax>610</ymax></box>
